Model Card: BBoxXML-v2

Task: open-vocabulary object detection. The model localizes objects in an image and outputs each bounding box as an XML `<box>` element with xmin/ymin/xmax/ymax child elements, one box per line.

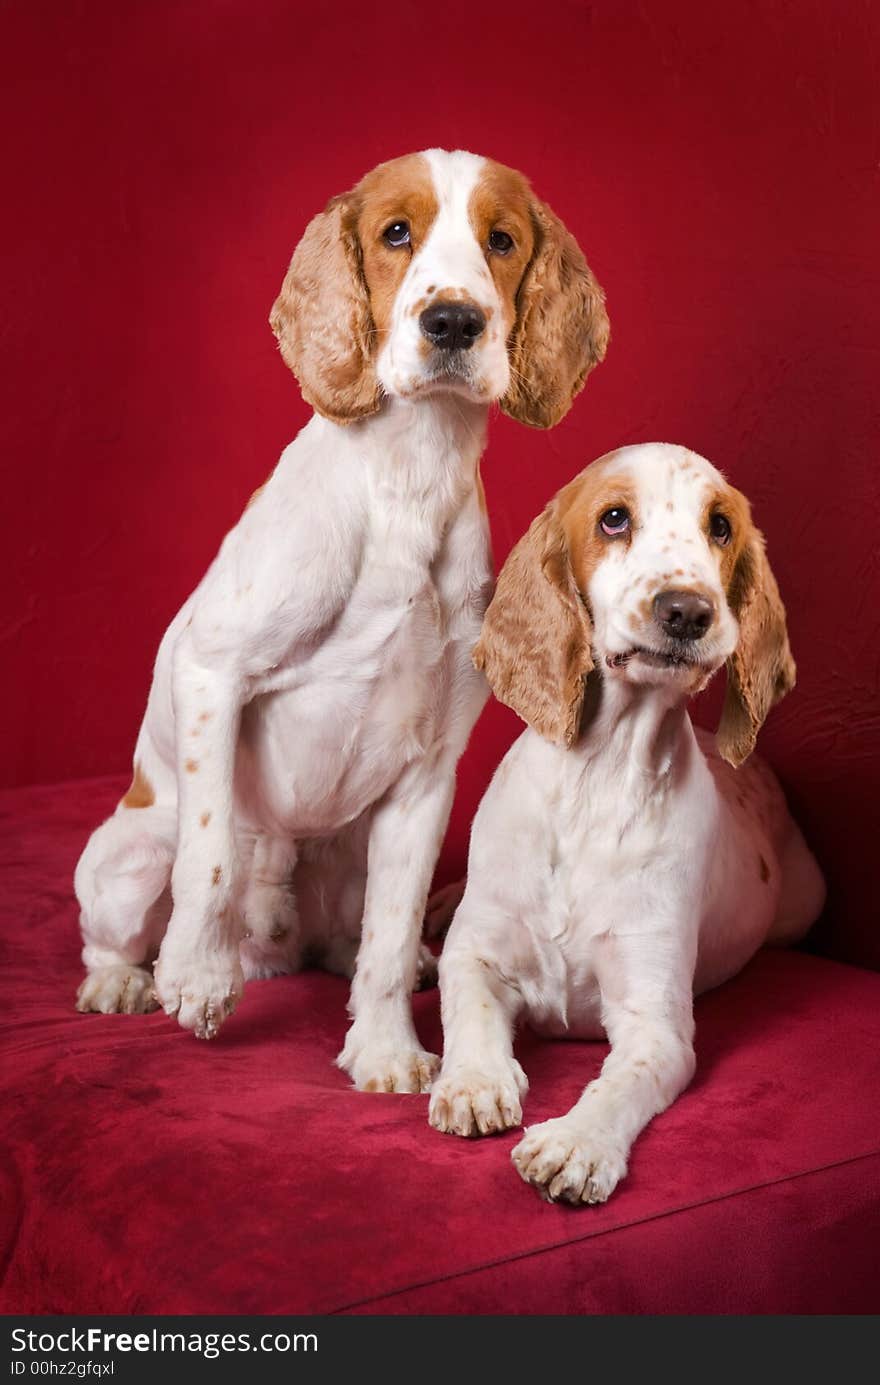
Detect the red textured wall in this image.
<box><xmin>3</xmin><ymin>2</ymin><xmax>878</xmax><ymax>964</ymax></box>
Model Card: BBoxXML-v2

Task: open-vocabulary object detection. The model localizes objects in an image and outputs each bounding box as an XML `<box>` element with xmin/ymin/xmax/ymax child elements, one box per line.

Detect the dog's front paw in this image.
<box><xmin>429</xmin><ymin>1059</ymin><xmax>528</xmax><ymax>1136</ymax></box>
<box><xmin>153</xmin><ymin>950</ymin><xmax>243</xmax><ymax>1040</ymax></box>
<box><xmin>76</xmin><ymin>965</ymin><xmax>158</xmax><ymax>1015</ymax></box>
<box><xmin>338</xmin><ymin>1034</ymin><xmax>439</xmax><ymax>1094</ymax></box>
<box><xmin>511</xmin><ymin>1118</ymin><xmax>628</xmax><ymax>1205</ymax></box>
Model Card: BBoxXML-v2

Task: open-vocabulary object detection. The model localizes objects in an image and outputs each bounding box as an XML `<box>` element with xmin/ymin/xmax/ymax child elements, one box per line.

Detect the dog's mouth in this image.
<box><xmin>426</xmin><ymin>352</ymin><xmax>479</xmax><ymax>382</ymax></box>
<box><xmin>432</xmin><ymin>349</ymin><xmax>472</xmax><ymax>373</ymax></box>
<box><xmin>605</xmin><ymin>645</ymin><xmax>706</xmax><ymax>672</ymax></box>
<box><xmin>415</xmin><ymin>354</ymin><xmax>493</xmax><ymax>400</ymax></box>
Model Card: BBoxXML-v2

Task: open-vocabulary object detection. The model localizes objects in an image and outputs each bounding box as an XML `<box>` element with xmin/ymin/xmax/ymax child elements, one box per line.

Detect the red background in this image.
<box><xmin>3</xmin><ymin>1</ymin><xmax>878</xmax><ymax>964</ymax></box>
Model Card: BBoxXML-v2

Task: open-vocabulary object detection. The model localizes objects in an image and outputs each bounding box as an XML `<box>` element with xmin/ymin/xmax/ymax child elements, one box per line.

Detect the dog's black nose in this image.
<box><xmin>419</xmin><ymin>301</ymin><xmax>486</xmax><ymax>351</ymax></box>
<box><xmin>653</xmin><ymin>589</ymin><xmax>714</xmax><ymax>641</ymax></box>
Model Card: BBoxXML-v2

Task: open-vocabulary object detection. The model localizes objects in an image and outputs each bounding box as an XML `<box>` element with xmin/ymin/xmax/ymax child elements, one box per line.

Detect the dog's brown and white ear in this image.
<box><xmin>270</xmin><ymin>196</ymin><xmax>383</xmax><ymax>425</ymax></box>
<box><xmin>717</xmin><ymin>529</ymin><xmax>796</xmax><ymax>767</ymax></box>
<box><xmin>501</xmin><ymin>200</ymin><xmax>609</xmax><ymax>430</ymax></box>
<box><xmin>474</xmin><ymin>502</ymin><xmax>593</xmax><ymax>745</ymax></box>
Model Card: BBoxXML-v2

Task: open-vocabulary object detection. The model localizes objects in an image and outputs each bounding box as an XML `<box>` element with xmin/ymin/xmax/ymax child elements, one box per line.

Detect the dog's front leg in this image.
<box><xmin>337</xmin><ymin>758</ymin><xmax>455</xmax><ymax>1093</ymax></box>
<box><xmin>512</xmin><ymin>930</ymin><xmax>697</xmax><ymax>1204</ymax></box>
<box><xmin>429</xmin><ymin>935</ymin><xmax>528</xmax><ymax>1136</ymax></box>
<box><xmin>153</xmin><ymin>638</ymin><xmax>245</xmax><ymax>1039</ymax></box>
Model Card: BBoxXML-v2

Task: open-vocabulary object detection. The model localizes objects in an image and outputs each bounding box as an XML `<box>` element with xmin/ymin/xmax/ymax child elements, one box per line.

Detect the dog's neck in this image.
<box><xmin>577</xmin><ymin>673</ymin><xmax>693</xmax><ymax>784</ymax></box>
<box><xmin>306</xmin><ymin>394</ymin><xmax>489</xmax><ymax>569</ymax></box>
<box><xmin>373</xmin><ymin>391</ymin><xmax>489</xmax><ymax>455</ymax></box>
<box><xmin>333</xmin><ymin>393</ymin><xmax>488</xmax><ymax>490</ymax></box>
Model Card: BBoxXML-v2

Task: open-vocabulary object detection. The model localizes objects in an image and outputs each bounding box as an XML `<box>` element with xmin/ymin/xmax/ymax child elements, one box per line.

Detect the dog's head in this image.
<box><xmin>270</xmin><ymin>149</ymin><xmax>609</xmax><ymax>426</ymax></box>
<box><xmin>474</xmin><ymin>444</ymin><xmax>795</xmax><ymax>766</ymax></box>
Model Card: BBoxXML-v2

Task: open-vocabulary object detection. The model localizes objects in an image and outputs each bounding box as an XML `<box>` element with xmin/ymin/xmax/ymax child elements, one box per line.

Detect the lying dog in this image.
<box><xmin>429</xmin><ymin>443</ymin><xmax>825</xmax><ymax>1197</ymax></box>
<box><xmin>73</xmin><ymin>149</ymin><xmax>608</xmax><ymax>1095</ymax></box>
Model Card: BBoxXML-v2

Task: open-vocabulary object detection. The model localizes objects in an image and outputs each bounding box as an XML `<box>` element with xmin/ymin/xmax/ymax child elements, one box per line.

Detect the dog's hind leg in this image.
<box><xmin>74</xmin><ymin>795</ymin><xmax>176</xmax><ymax>1015</ymax></box>
<box><xmin>239</xmin><ymin>832</ymin><xmax>302</xmax><ymax>979</ymax></box>
<box><xmin>286</xmin><ymin>814</ymin><xmax>434</xmax><ymax>987</ymax></box>
<box><xmin>294</xmin><ymin>819</ymin><xmax>369</xmax><ymax>978</ymax></box>
<box><xmin>767</xmin><ymin>820</ymin><xmax>826</xmax><ymax>946</ymax></box>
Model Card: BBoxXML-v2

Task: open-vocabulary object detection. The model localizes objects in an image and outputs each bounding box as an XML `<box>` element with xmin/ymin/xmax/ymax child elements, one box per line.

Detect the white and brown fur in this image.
<box><xmin>430</xmin><ymin>444</ymin><xmax>825</xmax><ymax>1198</ymax></box>
<box><xmin>73</xmin><ymin>149</ymin><xmax>608</xmax><ymax>1094</ymax></box>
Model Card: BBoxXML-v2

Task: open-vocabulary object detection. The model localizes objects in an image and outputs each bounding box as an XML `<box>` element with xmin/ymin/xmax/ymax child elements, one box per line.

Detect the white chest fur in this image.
<box><xmin>232</xmin><ymin>399</ymin><xmax>492</xmax><ymax>835</ymax></box>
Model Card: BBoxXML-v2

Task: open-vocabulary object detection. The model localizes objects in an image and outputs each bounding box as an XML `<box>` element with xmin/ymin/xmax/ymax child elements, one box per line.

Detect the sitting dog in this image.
<box><xmin>73</xmin><ymin>150</ymin><xmax>609</xmax><ymax>1095</ymax></box>
<box><xmin>429</xmin><ymin>443</ymin><xmax>825</xmax><ymax>1196</ymax></box>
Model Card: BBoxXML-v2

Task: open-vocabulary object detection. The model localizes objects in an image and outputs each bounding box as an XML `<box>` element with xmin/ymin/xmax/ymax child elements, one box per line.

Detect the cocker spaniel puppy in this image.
<box><xmin>430</xmin><ymin>444</ymin><xmax>824</xmax><ymax>1195</ymax></box>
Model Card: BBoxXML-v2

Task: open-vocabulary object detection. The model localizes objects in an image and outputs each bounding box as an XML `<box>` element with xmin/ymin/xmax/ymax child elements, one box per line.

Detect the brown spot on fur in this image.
<box><xmin>271</xmin><ymin>194</ymin><xmax>379</xmax><ymax>422</ymax></box>
<box><xmin>474</xmin><ymin>455</ymin><xmax>638</xmax><ymax>746</ymax></box>
<box><xmin>702</xmin><ymin>484</ymin><xmax>754</xmax><ymax>593</ymax></box>
<box><xmin>269</xmin><ymin>924</ymin><xmax>288</xmax><ymax>942</ymax></box>
<box><xmin>355</xmin><ymin>153</ymin><xmax>439</xmax><ymax>343</ymax></box>
<box><xmin>211</xmin><ymin>866</ymin><xmax>222</xmax><ymax>886</ymax></box>
<box><xmin>270</xmin><ymin>153</ymin><xmax>437</xmax><ymax>424</ymax></box>
<box><xmin>759</xmin><ymin>854</ymin><xmax>770</xmax><ymax>883</ymax></box>
<box><xmin>200</xmin><ymin>812</ymin><xmax>211</xmax><ymax>827</ymax></box>
<box><xmin>198</xmin><ymin>711</ymin><xmax>212</xmax><ymax>723</ymax></box>
<box><xmin>468</xmin><ymin>162</ymin><xmax>535</xmax><ymax>338</ymax></box>
<box><xmin>185</xmin><ymin>759</ymin><xmax>198</xmax><ymax>774</ymax></box>
<box><xmin>559</xmin><ymin>465</ymin><xmax>640</xmax><ymax>590</ymax></box>
<box><xmin>121</xmin><ymin>762</ymin><xmax>155</xmax><ymax>809</ymax></box>
<box><xmin>470</xmin><ymin>160</ymin><xmax>608</xmax><ymax>428</ymax></box>
<box><xmin>711</xmin><ymin>483</ymin><xmax>796</xmax><ymax>767</ymax></box>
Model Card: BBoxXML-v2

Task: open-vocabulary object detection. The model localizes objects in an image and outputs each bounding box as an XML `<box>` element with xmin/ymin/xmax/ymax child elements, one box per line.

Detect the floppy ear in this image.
<box><xmin>501</xmin><ymin>200</ymin><xmax>609</xmax><ymax>430</ymax></box>
<box><xmin>269</xmin><ymin>196</ymin><xmax>383</xmax><ymax>425</ymax></box>
<box><xmin>717</xmin><ymin>529</ymin><xmax>796</xmax><ymax>767</ymax></box>
<box><xmin>473</xmin><ymin>503</ymin><xmax>593</xmax><ymax>745</ymax></box>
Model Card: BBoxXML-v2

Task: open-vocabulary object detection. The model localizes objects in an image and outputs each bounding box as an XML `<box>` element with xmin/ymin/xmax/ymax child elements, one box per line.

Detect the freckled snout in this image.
<box><xmin>653</xmin><ymin>589</ymin><xmax>714</xmax><ymax>642</ymax></box>
<box><xmin>419</xmin><ymin>300</ymin><xmax>486</xmax><ymax>351</ymax></box>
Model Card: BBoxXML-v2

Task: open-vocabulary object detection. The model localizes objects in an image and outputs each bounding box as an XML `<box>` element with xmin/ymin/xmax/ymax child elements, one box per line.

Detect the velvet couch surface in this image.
<box><xmin>2</xmin><ymin>778</ymin><xmax>879</xmax><ymax>1315</ymax></box>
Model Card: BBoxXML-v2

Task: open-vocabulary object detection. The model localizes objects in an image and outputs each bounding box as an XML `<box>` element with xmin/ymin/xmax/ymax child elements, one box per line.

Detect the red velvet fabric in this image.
<box><xmin>2</xmin><ymin>1</ymin><xmax>879</xmax><ymax>967</ymax></box>
<box><xmin>3</xmin><ymin>0</ymin><xmax>879</xmax><ymax>1318</ymax></box>
<box><xmin>2</xmin><ymin>779</ymin><xmax>879</xmax><ymax>1314</ymax></box>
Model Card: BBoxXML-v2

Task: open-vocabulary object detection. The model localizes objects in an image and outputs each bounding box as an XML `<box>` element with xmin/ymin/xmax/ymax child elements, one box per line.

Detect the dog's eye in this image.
<box><xmin>383</xmin><ymin>221</ymin><xmax>411</xmax><ymax>248</ymax></box>
<box><xmin>600</xmin><ymin>507</ymin><xmax>630</xmax><ymax>537</ymax></box>
<box><xmin>709</xmin><ymin>513</ymin><xmax>732</xmax><ymax>546</ymax></box>
<box><xmin>488</xmin><ymin>229</ymin><xmax>514</xmax><ymax>255</ymax></box>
